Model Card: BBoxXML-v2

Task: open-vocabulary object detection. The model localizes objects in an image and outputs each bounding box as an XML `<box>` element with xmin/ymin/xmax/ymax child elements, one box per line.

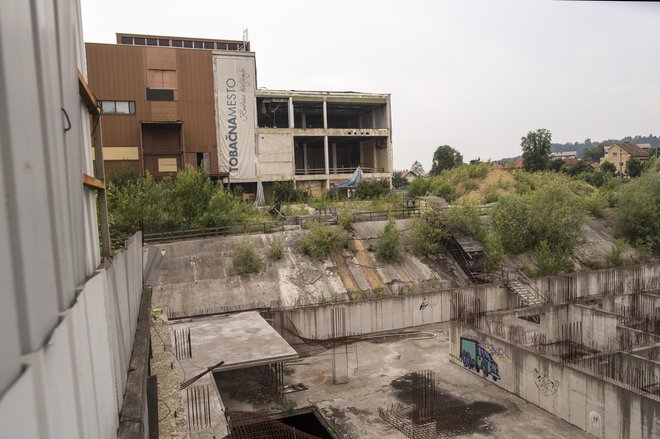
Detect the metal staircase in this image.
<box><xmin>504</xmin><ymin>271</ymin><xmax>549</xmax><ymax>307</ymax></box>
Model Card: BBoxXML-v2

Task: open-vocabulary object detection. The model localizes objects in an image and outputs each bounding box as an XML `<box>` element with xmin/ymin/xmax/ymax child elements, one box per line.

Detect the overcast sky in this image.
<box><xmin>81</xmin><ymin>0</ymin><xmax>660</xmax><ymax>171</ymax></box>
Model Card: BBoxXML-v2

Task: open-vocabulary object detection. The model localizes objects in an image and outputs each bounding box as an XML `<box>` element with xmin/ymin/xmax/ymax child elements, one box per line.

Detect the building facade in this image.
<box><xmin>600</xmin><ymin>143</ymin><xmax>650</xmax><ymax>176</ymax></box>
<box><xmin>86</xmin><ymin>34</ymin><xmax>393</xmax><ymax>195</ymax></box>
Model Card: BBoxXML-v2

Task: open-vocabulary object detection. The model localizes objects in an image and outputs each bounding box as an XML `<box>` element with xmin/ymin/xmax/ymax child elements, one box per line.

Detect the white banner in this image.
<box><xmin>214</xmin><ymin>54</ymin><xmax>256</xmax><ymax>179</ymax></box>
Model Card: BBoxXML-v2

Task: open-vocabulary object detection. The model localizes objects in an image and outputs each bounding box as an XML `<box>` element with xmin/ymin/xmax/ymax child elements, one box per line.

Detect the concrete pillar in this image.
<box><xmin>332</xmin><ymin>344</ymin><xmax>349</xmax><ymax>384</ymax></box>
<box><xmin>301</xmin><ymin>113</ymin><xmax>306</xmax><ymax>129</ymax></box>
<box><xmin>332</xmin><ymin>142</ymin><xmax>337</xmax><ymax>174</ymax></box>
<box><xmin>323</xmin><ymin>98</ymin><xmax>328</xmax><ymax>129</ymax></box>
<box><xmin>288</xmin><ymin>97</ymin><xmax>294</xmax><ymax>128</ymax></box>
<box><xmin>303</xmin><ymin>143</ymin><xmax>308</xmax><ymax>175</ymax></box>
<box><xmin>324</xmin><ymin>136</ymin><xmax>330</xmax><ymax>189</ymax></box>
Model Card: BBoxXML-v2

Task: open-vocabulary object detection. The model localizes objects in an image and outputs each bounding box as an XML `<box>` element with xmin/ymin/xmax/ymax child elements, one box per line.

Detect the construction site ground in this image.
<box><xmin>215</xmin><ymin>322</ymin><xmax>591</xmax><ymax>439</ymax></box>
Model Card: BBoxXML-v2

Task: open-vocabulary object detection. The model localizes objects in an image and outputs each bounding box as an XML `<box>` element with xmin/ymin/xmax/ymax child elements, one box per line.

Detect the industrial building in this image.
<box><xmin>86</xmin><ymin>34</ymin><xmax>393</xmax><ymax>196</ymax></box>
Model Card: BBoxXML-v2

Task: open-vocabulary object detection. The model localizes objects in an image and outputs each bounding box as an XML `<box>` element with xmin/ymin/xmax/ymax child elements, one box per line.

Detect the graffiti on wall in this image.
<box><xmin>532</xmin><ymin>368</ymin><xmax>559</xmax><ymax>396</ymax></box>
<box><xmin>459</xmin><ymin>335</ymin><xmax>502</xmax><ymax>381</ymax></box>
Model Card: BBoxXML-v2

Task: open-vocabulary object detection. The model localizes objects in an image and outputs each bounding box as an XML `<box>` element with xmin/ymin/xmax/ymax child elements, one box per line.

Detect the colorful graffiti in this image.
<box><xmin>533</xmin><ymin>368</ymin><xmax>559</xmax><ymax>396</ymax></box>
<box><xmin>459</xmin><ymin>336</ymin><xmax>501</xmax><ymax>381</ymax></box>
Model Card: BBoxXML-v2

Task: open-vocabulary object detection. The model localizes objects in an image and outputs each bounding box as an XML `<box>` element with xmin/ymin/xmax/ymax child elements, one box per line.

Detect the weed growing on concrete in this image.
<box><xmin>232</xmin><ymin>235</ymin><xmax>262</xmax><ymax>275</ymax></box>
<box><xmin>372</xmin><ymin>285</ymin><xmax>384</xmax><ymax>297</ymax></box>
<box><xmin>298</xmin><ymin>223</ymin><xmax>349</xmax><ymax>259</ymax></box>
<box><xmin>337</xmin><ymin>213</ymin><xmax>354</xmax><ymax>231</ymax></box>
<box><xmin>268</xmin><ymin>236</ymin><xmax>284</xmax><ymax>260</ymax></box>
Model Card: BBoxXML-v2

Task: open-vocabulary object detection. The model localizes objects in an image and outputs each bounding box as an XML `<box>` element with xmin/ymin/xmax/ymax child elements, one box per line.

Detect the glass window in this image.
<box><xmin>183</xmin><ymin>40</ymin><xmax>193</xmax><ymax>48</ymax></box>
<box><xmin>172</xmin><ymin>40</ymin><xmax>183</xmax><ymax>47</ymax></box>
<box><xmin>101</xmin><ymin>101</ymin><xmax>115</xmax><ymax>113</ymax></box>
<box><xmin>158</xmin><ymin>39</ymin><xmax>169</xmax><ymax>46</ymax></box>
<box><xmin>147</xmin><ymin>38</ymin><xmax>157</xmax><ymax>46</ymax></box>
<box><xmin>204</xmin><ymin>42</ymin><xmax>214</xmax><ymax>49</ymax></box>
<box><xmin>115</xmin><ymin>101</ymin><xmax>130</xmax><ymax>114</ymax></box>
<box><xmin>194</xmin><ymin>41</ymin><xmax>204</xmax><ymax>48</ymax></box>
<box><xmin>121</xmin><ymin>36</ymin><xmax>133</xmax><ymax>45</ymax></box>
<box><xmin>134</xmin><ymin>37</ymin><xmax>146</xmax><ymax>45</ymax></box>
<box><xmin>129</xmin><ymin>101</ymin><xmax>136</xmax><ymax>113</ymax></box>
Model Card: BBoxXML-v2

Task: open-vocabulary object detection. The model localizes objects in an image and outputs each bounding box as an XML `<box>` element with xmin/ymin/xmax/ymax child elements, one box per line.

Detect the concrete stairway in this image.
<box><xmin>505</xmin><ymin>278</ymin><xmax>545</xmax><ymax>306</ymax></box>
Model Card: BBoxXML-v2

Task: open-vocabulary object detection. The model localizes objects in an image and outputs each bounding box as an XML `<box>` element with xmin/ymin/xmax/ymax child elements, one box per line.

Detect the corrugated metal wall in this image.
<box><xmin>0</xmin><ymin>0</ymin><xmax>145</xmax><ymax>437</ymax></box>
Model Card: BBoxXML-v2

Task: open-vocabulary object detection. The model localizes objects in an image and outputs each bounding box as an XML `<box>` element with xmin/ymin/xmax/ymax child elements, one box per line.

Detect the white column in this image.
<box><xmin>288</xmin><ymin>97</ymin><xmax>294</xmax><ymax>128</ymax></box>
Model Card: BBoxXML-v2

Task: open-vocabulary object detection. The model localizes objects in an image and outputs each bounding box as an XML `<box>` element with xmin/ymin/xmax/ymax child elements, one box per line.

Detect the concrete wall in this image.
<box><xmin>0</xmin><ymin>234</ymin><xmax>145</xmax><ymax>439</ymax></box>
<box><xmin>257</xmin><ymin>132</ymin><xmax>294</xmax><ymax>181</ymax></box>
<box><xmin>450</xmin><ymin>321</ymin><xmax>660</xmax><ymax>439</ymax></box>
<box><xmin>532</xmin><ymin>263</ymin><xmax>660</xmax><ymax>303</ymax></box>
<box><xmin>284</xmin><ymin>283</ymin><xmax>512</xmax><ymax>340</ymax></box>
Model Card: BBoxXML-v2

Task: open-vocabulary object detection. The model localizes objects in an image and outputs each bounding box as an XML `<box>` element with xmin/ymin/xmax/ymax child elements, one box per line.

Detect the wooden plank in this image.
<box><xmin>82</xmin><ymin>173</ymin><xmax>105</xmax><ymax>190</ymax></box>
<box><xmin>77</xmin><ymin>70</ymin><xmax>100</xmax><ymax>115</ymax></box>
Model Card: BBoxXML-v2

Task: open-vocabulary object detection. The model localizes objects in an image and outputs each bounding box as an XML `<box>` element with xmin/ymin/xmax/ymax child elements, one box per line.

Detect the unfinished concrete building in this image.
<box><xmin>86</xmin><ymin>34</ymin><xmax>393</xmax><ymax>197</ymax></box>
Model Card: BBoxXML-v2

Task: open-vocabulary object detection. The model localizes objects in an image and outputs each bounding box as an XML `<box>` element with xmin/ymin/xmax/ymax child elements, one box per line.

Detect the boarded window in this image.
<box><xmin>146</xmin><ymin>88</ymin><xmax>174</xmax><ymax>101</ymax></box>
<box><xmin>148</xmin><ymin>69</ymin><xmax>177</xmax><ymax>89</ymax></box>
<box><xmin>157</xmin><ymin>158</ymin><xmax>178</xmax><ymax>173</ymax></box>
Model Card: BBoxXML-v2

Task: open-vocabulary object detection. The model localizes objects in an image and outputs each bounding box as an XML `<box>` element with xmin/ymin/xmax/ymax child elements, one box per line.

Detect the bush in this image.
<box><xmin>615</xmin><ymin>170</ymin><xmax>660</xmax><ymax>253</ymax></box>
<box><xmin>232</xmin><ymin>235</ymin><xmax>261</xmax><ymax>275</ymax></box>
<box><xmin>354</xmin><ymin>179</ymin><xmax>390</xmax><ymax>199</ymax></box>
<box><xmin>273</xmin><ymin>180</ymin><xmax>309</xmax><ymax>203</ymax></box>
<box><xmin>298</xmin><ymin>223</ymin><xmax>349</xmax><ymax>259</ymax></box>
<box><xmin>337</xmin><ymin>213</ymin><xmax>354</xmax><ymax>232</ymax></box>
<box><xmin>375</xmin><ymin>217</ymin><xmax>403</xmax><ymax>261</ymax></box>
<box><xmin>171</xmin><ymin>165</ymin><xmax>214</xmax><ymax>227</ymax></box>
<box><xmin>581</xmin><ymin>190</ymin><xmax>608</xmax><ymax>218</ymax></box>
<box><xmin>534</xmin><ymin>240</ymin><xmax>574</xmax><ymax>276</ymax></box>
<box><xmin>408</xmin><ymin>211</ymin><xmax>450</xmax><ymax>256</ymax></box>
<box><xmin>268</xmin><ymin>236</ymin><xmax>284</xmax><ymax>260</ymax></box>
<box><xmin>199</xmin><ymin>189</ymin><xmax>254</xmax><ymax>227</ymax></box>
<box><xmin>407</xmin><ymin>177</ymin><xmax>431</xmax><ymax>197</ymax></box>
<box><xmin>606</xmin><ymin>239</ymin><xmax>626</xmax><ymax>266</ymax></box>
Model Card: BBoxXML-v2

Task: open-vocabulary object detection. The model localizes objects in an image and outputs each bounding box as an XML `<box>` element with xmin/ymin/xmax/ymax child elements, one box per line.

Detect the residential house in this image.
<box><xmin>600</xmin><ymin>142</ymin><xmax>650</xmax><ymax>175</ymax></box>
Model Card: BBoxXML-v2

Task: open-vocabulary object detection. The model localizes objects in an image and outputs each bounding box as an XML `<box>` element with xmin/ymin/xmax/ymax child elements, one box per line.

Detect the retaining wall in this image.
<box><xmin>450</xmin><ymin>321</ymin><xmax>660</xmax><ymax>439</ymax></box>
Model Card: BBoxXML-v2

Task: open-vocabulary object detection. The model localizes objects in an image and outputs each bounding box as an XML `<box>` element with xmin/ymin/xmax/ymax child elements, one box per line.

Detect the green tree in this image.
<box><xmin>430</xmin><ymin>145</ymin><xmax>463</xmax><ymax>175</ymax></box>
<box><xmin>521</xmin><ymin>129</ymin><xmax>552</xmax><ymax>172</ymax></box>
<box><xmin>582</xmin><ymin>144</ymin><xmax>605</xmax><ymax>163</ymax></box>
<box><xmin>407</xmin><ymin>177</ymin><xmax>431</xmax><ymax>197</ymax></box>
<box><xmin>392</xmin><ymin>170</ymin><xmax>408</xmax><ymax>188</ymax></box>
<box><xmin>626</xmin><ymin>157</ymin><xmax>643</xmax><ymax>178</ymax></box>
<box><xmin>375</xmin><ymin>217</ymin><xmax>403</xmax><ymax>261</ymax></box>
<box><xmin>600</xmin><ymin>161</ymin><xmax>616</xmax><ymax>175</ymax></box>
<box><xmin>410</xmin><ymin>161</ymin><xmax>425</xmax><ymax>176</ymax></box>
<box><xmin>615</xmin><ymin>170</ymin><xmax>660</xmax><ymax>252</ymax></box>
<box><xmin>171</xmin><ymin>165</ymin><xmax>214</xmax><ymax>227</ymax></box>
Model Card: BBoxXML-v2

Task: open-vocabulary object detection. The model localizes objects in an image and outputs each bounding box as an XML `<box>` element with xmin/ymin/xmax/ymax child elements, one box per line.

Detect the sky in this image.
<box><xmin>81</xmin><ymin>0</ymin><xmax>660</xmax><ymax>172</ymax></box>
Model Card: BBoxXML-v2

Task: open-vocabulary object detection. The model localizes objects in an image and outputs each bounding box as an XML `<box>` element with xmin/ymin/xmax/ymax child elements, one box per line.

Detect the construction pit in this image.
<box><xmin>148</xmin><ymin>218</ymin><xmax>660</xmax><ymax>439</ymax></box>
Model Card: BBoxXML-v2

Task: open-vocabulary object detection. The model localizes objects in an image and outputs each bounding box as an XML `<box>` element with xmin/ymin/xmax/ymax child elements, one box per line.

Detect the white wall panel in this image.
<box><xmin>0</xmin><ymin>367</ymin><xmax>43</xmax><ymax>439</ymax></box>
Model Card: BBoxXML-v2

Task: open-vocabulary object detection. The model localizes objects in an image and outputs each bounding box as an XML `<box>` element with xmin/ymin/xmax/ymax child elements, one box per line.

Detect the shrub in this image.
<box><xmin>232</xmin><ymin>235</ymin><xmax>261</xmax><ymax>275</ymax></box>
<box><xmin>375</xmin><ymin>217</ymin><xmax>403</xmax><ymax>261</ymax></box>
<box><xmin>407</xmin><ymin>177</ymin><xmax>432</xmax><ymax>197</ymax></box>
<box><xmin>534</xmin><ymin>240</ymin><xmax>574</xmax><ymax>276</ymax></box>
<box><xmin>354</xmin><ymin>179</ymin><xmax>390</xmax><ymax>199</ymax></box>
<box><xmin>371</xmin><ymin>285</ymin><xmax>384</xmax><ymax>297</ymax></box>
<box><xmin>408</xmin><ymin>211</ymin><xmax>450</xmax><ymax>256</ymax></box>
<box><xmin>581</xmin><ymin>190</ymin><xmax>608</xmax><ymax>218</ymax></box>
<box><xmin>615</xmin><ymin>170</ymin><xmax>660</xmax><ymax>253</ymax></box>
<box><xmin>298</xmin><ymin>223</ymin><xmax>349</xmax><ymax>259</ymax></box>
<box><xmin>273</xmin><ymin>179</ymin><xmax>309</xmax><ymax>203</ymax></box>
<box><xmin>606</xmin><ymin>239</ymin><xmax>626</xmax><ymax>266</ymax></box>
<box><xmin>268</xmin><ymin>236</ymin><xmax>284</xmax><ymax>260</ymax></box>
<box><xmin>171</xmin><ymin>165</ymin><xmax>214</xmax><ymax>227</ymax></box>
<box><xmin>337</xmin><ymin>213</ymin><xmax>354</xmax><ymax>231</ymax></box>
<box><xmin>199</xmin><ymin>189</ymin><xmax>254</xmax><ymax>227</ymax></box>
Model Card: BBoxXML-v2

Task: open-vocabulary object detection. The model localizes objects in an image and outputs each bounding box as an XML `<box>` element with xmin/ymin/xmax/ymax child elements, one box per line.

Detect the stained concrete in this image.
<box><xmin>152</xmin><ymin>230</ymin><xmax>347</xmax><ymax>317</ymax></box>
<box><xmin>216</xmin><ymin>322</ymin><xmax>592</xmax><ymax>439</ymax></box>
<box><xmin>172</xmin><ymin>312</ymin><xmax>298</xmax><ymax>373</ymax></box>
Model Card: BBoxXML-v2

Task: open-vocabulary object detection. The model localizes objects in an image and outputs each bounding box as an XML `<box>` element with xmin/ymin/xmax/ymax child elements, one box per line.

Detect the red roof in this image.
<box><xmin>618</xmin><ymin>142</ymin><xmax>650</xmax><ymax>158</ymax></box>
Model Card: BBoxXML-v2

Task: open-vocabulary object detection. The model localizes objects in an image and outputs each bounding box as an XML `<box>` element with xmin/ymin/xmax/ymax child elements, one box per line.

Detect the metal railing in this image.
<box><xmin>295</xmin><ymin>166</ymin><xmax>385</xmax><ymax>175</ymax></box>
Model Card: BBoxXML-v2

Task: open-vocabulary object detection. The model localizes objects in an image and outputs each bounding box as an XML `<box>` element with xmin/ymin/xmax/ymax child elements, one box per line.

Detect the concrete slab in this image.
<box><xmin>173</xmin><ymin>312</ymin><xmax>298</xmax><ymax>373</ymax></box>
<box><xmin>216</xmin><ymin>323</ymin><xmax>592</xmax><ymax>439</ymax></box>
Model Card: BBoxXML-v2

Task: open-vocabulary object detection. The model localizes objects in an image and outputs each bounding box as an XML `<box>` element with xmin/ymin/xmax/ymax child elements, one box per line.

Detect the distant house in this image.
<box><xmin>490</xmin><ymin>162</ymin><xmax>505</xmax><ymax>170</ymax></box>
<box><xmin>600</xmin><ymin>142</ymin><xmax>650</xmax><ymax>175</ymax></box>
<box><xmin>401</xmin><ymin>169</ymin><xmax>418</xmax><ymax>183</ymax></box>
<box><xmin>550</xmin><ymin>151</ymin><xmax>578</xmax><ymax>160</ymax></box>
<box><xmin>636</xmin><ymin>143</ymin><xmax>652</xmax><ymax>151</ymax></box>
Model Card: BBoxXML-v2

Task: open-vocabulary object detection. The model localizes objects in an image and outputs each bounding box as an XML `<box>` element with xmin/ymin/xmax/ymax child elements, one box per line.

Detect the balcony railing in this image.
<box><xmin>295</xmin><ymin>166</ymin><xmax>385</xmax><ymax>176</ymax></box>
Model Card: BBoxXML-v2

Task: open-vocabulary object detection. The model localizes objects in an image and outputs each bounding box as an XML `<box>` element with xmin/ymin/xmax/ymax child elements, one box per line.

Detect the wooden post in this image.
<box><xmin>92</xmin><ymin>113</ymin><xmax>112</xmax><ymax>259</ymax></box>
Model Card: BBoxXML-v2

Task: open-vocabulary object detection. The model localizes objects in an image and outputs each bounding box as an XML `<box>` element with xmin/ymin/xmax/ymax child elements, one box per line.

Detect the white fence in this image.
<box><xmin>0</xmin><ymin>234</ymin><xmax>144</xmax><ymax>439</ymax></box>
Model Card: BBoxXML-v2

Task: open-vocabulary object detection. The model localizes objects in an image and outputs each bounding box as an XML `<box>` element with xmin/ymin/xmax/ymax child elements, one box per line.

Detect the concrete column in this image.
<box><xmin>332</xmin><ymin>344</ymin><xmax>349</xmax><ymax>384</ymax></box>
<box><xmin>332</xmin><ymin>142</ymin><xmax>337</xmax><ymax>174</ymax></box>
<box><xmin>288</xmin><ymin>97</ymin><xmax>294</xmax><ymax>128</ymax></box>
<box><xmin>303</xmin><ymin>143</ymin><xmax>308</xmax><ymax>175</ymax></box>
<box><xmin>324</xmin><ymin>136</ymin><xmax>330</xmax><ymax>189</ymax></box>
<box><xmin>323</xmin><ymin>98</ymin><xmax>328</xmax><ymax>129</ymax></box>
<box><xmin>301</xmin><ymin>113</ymin><xmax>307</xmax><ymax>129</ymax></box>
<box><xmin>373</xmin><ymin>141</ymin><xmax>378</xmax><ymax>173</ymax></box>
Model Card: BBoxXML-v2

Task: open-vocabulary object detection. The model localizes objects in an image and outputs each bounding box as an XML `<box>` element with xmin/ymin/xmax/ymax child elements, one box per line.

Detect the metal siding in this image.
<box><xmin>0</xmin><ymin>0</ymin><xmax>61</xmax><ymax>353</ymax></box>
<box><xmin>0</xmin><ymin>367</ymin><xmax>43</xmax><ymax>439</ymax></box>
